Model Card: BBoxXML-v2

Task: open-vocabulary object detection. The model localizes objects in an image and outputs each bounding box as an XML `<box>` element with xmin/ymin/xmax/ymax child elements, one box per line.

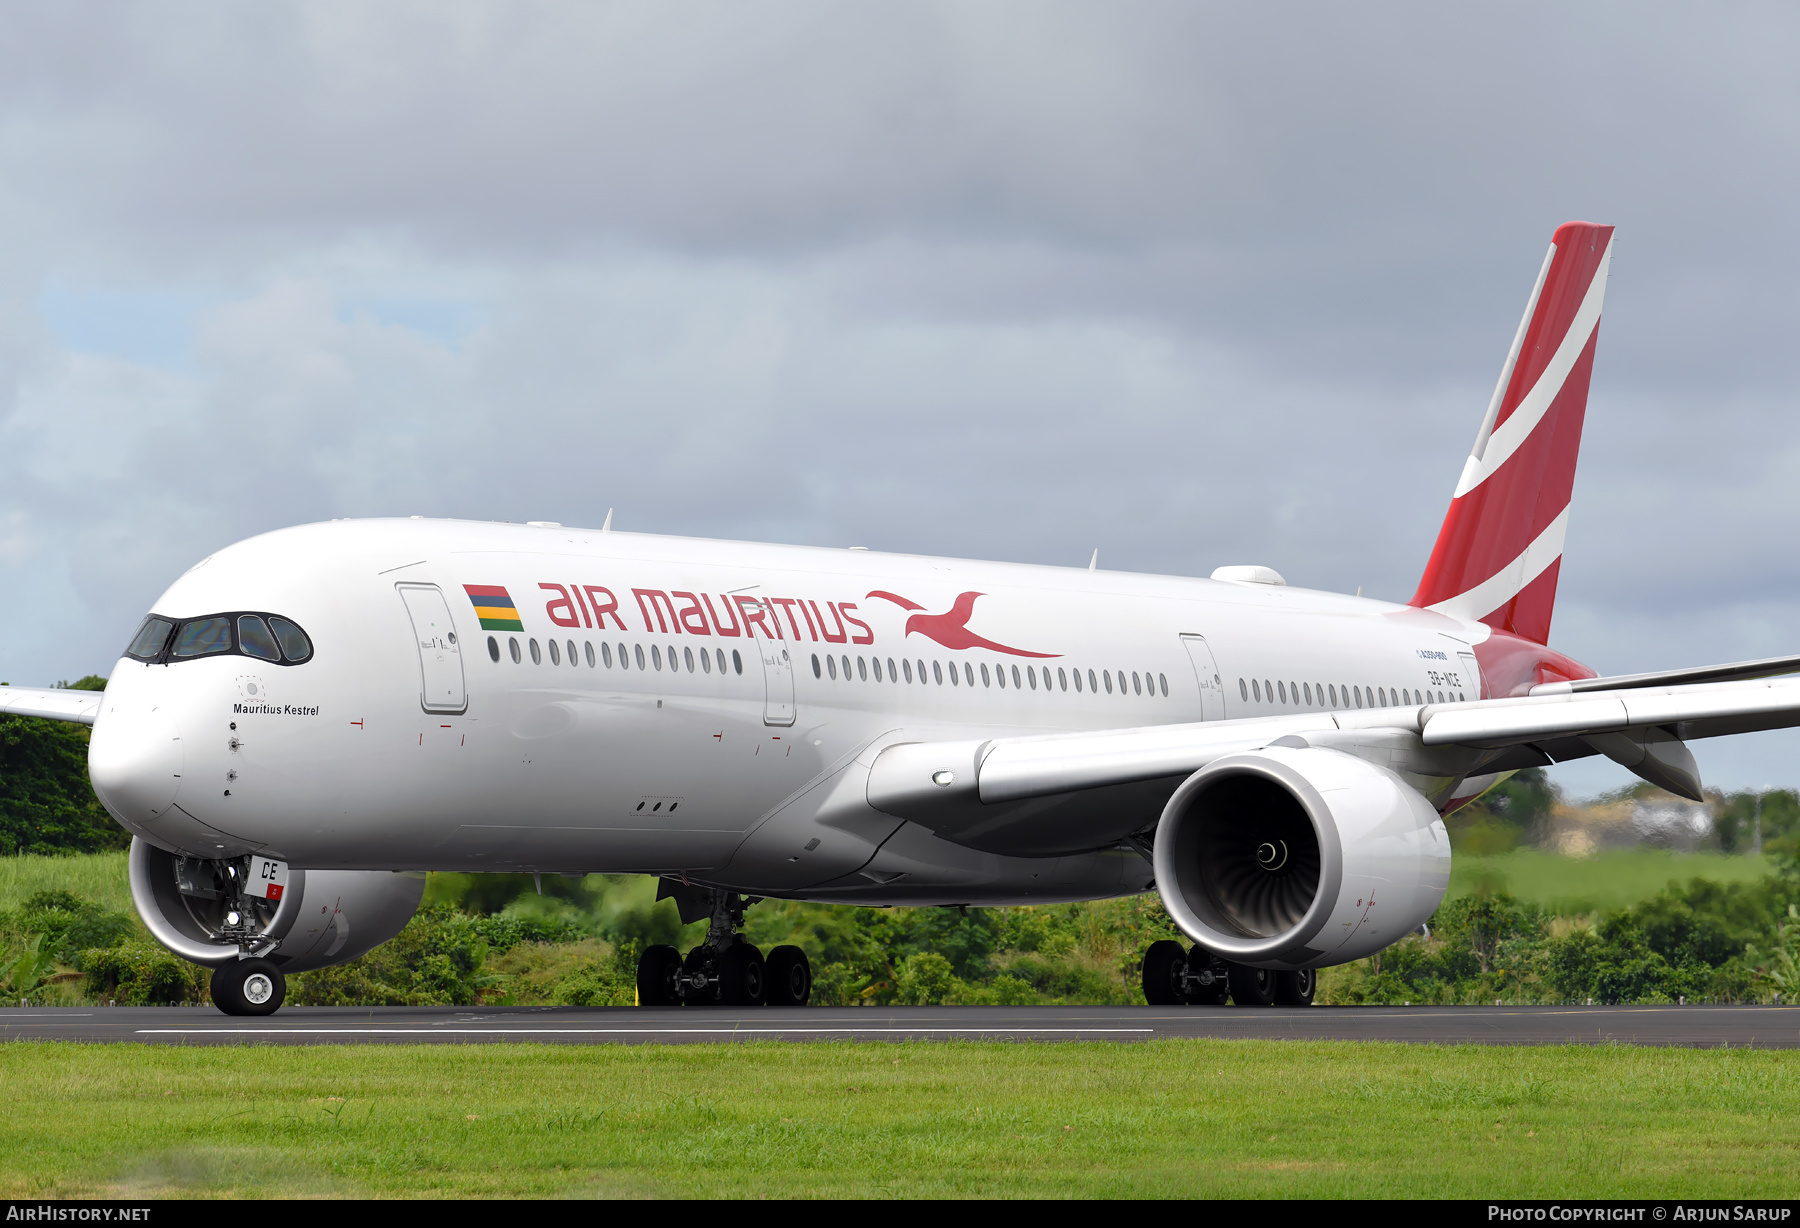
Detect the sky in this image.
<box><xmin>3</xmin><ymin>2</ymin><xmax>1799</xmax><ymax>799</ymax></box>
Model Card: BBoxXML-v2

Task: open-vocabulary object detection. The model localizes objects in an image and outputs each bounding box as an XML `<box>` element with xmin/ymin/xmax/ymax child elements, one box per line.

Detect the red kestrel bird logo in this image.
<box><xmin>866</xmin><ymin>591</ymin><xmax>1059</xmax><ymax>658</ymax></box>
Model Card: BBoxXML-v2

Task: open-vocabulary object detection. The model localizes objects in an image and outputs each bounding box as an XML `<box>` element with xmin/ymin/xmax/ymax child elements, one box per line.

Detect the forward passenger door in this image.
<box><xmin>397</xmin><ymin>584</ymin><xmax>467</xmax><ymax>714</ymax></box>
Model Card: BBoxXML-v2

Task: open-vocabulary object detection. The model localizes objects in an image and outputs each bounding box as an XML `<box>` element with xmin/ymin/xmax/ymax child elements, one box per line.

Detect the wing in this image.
<box><xmin>866</xmin><ymin>659</ymin><xmax>1800</xmax><ymax>851</ymax></box>
<box><xmin>0</xmin><ymin>686</ymin><xmax>105</xmax><ymax>725</ymax></box>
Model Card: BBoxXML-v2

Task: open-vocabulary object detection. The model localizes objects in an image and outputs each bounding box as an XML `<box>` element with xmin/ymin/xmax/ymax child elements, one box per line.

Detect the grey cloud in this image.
<box><xmin>3</xmin><ymin>2</ymin><xmax>1800</xmax><ymax>794</ymax></box>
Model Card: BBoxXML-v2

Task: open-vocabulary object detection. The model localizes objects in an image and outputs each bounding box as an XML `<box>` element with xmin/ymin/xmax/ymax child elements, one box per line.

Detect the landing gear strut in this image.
<box><xmin>635</xmin><ymin>884</ymin><xmax>812</xmax><ymax>1008</ymax></box>
<box><xmin>1140</xmin><ymin>941</ymin><xmax>1313</xmax><ymax>1007</ymax></box>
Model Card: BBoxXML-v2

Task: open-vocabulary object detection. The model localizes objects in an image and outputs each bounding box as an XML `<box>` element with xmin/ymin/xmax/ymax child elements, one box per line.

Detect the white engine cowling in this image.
<box><xmin>1152</xmin><ymin>746</ymin><xmax>1451</xmax><ymax>969</ymax></box>
<box><xmin>129</xmin><ymin>837</ymin><xmax>425</xmax><ymax>973</ymax></box>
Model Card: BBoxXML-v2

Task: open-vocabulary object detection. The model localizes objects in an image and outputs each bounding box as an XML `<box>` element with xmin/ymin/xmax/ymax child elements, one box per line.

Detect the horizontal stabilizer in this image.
<box><xmin>0</xmin><ymin>686</ymin><xmax>104</xmax><ymax>725</ymax></box>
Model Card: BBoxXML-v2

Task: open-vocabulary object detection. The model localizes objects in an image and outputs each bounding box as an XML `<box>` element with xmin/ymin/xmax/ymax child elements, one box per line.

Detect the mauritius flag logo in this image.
<box><xmin>464</xmin><ymin>584</ymin><xmax>524</xmax><ymax>631</ymax></box>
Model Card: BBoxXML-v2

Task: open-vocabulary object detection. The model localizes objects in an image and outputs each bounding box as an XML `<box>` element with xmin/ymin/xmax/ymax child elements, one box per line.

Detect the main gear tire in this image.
<box><xmin>1227</xmin><ymin>962</ymin><xmax>1277</xmax><ymax>1007</ymax></box>
<box><xmin>765</xmin><ymin>945</ymin><xmax>812</xmax><ymax>1007</ymax></box>
<box><xmin>1141</xmin><ymin>940</ymin><xmax>1188</xmax><ymax>1006</ymax></box>
<box><xmin>1273</xmin><ymin>968</ymin><xmax>1316</xmax><ymax>1007</ymax></box>
<box><xmin>719</xmin><ymin>943</ymin><xmax>767</xmax><ymax>1007</ymax></box>
<box><xmin>1184</xmin><ymin>946</ymin><xmax>1230</xmax><ymax>1005</ymax></box>
<box><xmin>636</xmin><ymin>944</ymin><xmax>683</xmax><ymax>1007</ymax></box>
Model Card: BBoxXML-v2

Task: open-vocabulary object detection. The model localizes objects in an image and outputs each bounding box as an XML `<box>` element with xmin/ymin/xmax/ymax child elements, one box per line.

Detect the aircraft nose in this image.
<box><xmin>88</xmin><ymin>705</ymin><xmax>185</xmax><ymax>824</ymax></box>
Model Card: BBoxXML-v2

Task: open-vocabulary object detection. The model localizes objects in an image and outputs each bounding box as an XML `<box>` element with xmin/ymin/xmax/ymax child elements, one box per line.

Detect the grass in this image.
<box><xmin>0</xmin><ymin>851</ymin><xmax>132</xmax><ymax>916</ymax></box>
<box><xmin>0</xmin><ymin>1039</ymin><xmax>1795</xmax><ymax>1198</ymax></box>
<box><xmin>1446</xmin><ymin>849</ymin><xmax>1775</xmax><ymax>915</ymax></box>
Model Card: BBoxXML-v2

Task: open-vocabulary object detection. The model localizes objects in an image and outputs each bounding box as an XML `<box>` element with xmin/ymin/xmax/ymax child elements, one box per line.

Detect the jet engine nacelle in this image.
<box><xmin>1152</xmin><ymin>746</ymin><xmax>1451</xmax><ymax>969</ymax></box>
<box><xmin>128</xmin><ymin>837</ymin><xmax>425</xmax><ymax>973</ymax></box>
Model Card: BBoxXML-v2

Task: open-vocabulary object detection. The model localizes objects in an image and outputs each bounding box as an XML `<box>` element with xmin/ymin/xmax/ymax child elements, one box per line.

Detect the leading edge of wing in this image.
<box><xmin>0</xmin><ymin>686</ymin><xmax>105</xmax><ymax>725</ymax></box>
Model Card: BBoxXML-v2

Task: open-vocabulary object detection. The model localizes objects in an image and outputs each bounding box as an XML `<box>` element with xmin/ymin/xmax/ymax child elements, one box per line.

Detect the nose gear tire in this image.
<box><xmin>211</xmin><ymin>958</ymin><xmax>285</xmax><ymax>1016</ymax></box>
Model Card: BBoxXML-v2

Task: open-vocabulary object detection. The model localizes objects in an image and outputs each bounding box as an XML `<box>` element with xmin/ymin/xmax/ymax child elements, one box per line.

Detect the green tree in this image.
<box><xmin>0</xmin><ymin>675</ymin><xmax>124</xmax><ymax>855</ymax></box>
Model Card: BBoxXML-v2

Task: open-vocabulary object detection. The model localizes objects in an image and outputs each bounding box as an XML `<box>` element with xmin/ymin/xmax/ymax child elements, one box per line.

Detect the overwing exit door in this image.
<box><xmin>397</xmin><ymin>584</ymin><xmax>467</xmax><ymax>714</ymax></box>
<box><xmin>1180</xmin><ymin>634</ymin><xmax>1226</xmax><ymax>721</ymax></box>
<box><xmin>750</xmin><ymin>602</ymin><xmax>795</xmax><ymax>727</ymax></box>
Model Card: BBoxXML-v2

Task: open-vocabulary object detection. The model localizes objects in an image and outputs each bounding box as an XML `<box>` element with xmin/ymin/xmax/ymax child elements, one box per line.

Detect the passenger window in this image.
<box><xmin>635</xmin><ymin>644</ymin><xmax>646</xmax><ymax>670</ymax></box>
<box><xmin>732</xmin><ymin>649</ymin><xmax>743</xmax><ymax>675</ymax></box>
<box><xmin>584</xmin><ymin>642</ymin><xmax>595</xmax><ymax>668</ymax></box>
<box><xmin>917</xmin><ymin>659</ymin><xmax>927</xmax><ymax>683</ymax></box>
<box><xmin>239</xmin><ymin>616</ymin><xmax>281</xmax><ymax>662</ymax></box>
<box><xmin>549</xmin><ymin>640</ymin><xmax>561</xmax><ymax>666</ymax></box>
<box><xmin>858</xmin><ymin>657</ymin><xmax>868</xmax><ymax>681</ymax></box>
<box><xmin>843</xmin><ymin>655</ymin><xmax>853</xmax><ymax>681</ymax></box>
<box><xmin>488</xmin><ymin>636</ymin><xmax>500</xmax><ymax>663</ymax></box>
<box><xmin>568</xmin><ymin>640</ymin><xmax>578</xmax><ymax>667</ymax></box>
<box><xmin>1252</xmin><ymin>679</ymin><xmax>1261</xmax><ymax>702</ymax></box>
<box><xmin>125</xmin><ymin>616</ymin><xmax>175</xmax><ymax>661</ymax></box>
<box><xmin>510</xmin><ymin>637</ymin><xmax>522</xmax><ymax>664</ymax></box>
<box><xmin>886</xmin><ymin>657</ymin><xmax>897</xmax><ymax>681</ymax></box>
<box><xmin>826</xmin><ymin>655</ymin><xmax>836</xmax><ymax>679</ymax></box>
<box><xmin>1099</xmin><ymin>670</ymin><xmax>1108</xmax><ymax>694</ymax></box>
<box><xmin>601</xmin><ymin>642</ymin><xmax>613</xmax><ymax>668</ymax></box>
<box><xmin>653</xmin><ymin>645</ymin><xmax>665</xmax><ymax>671</ymax></box>
<box><xmin>1303</xmin><ymin>682</ymin><xmax>1312</xmax><ymax>705</ymax></box>
<box><xmin>811</xmin><ymin>653</ymin><xmax>821</xmax><ymax>678</ymax></box>
<box><xmin>172</xmin><ymin>617</ymin><xmax>232</xmax><ymax>658</ymax></box>
<box><xmin>1012</xmin><ymin>665</ymin><xmax>1022</xmax><ymax>689</ymax></box>
<box><xmin>268</xmin><ymin>617</ymin><xmax>313</xmax><ymax>663</ymax></box>
<box><xmin>1075</xmin><ymin>669</ymin><xmax>1084</xmax><ymax>693</ymax></box>
<box><xmin>682</xmin><ymin>646</ymin><xmax>693</xmax><ymax>673</ymax></box>
<box><xmin>668</xmin><ymin>644</ymin><xmax>678</xmax><ymax>671</ymax></box>
<box><xmin>697</xmin><ymin>648</ymin><xmax>709</xmax><ymax>673</ymax></box>
<box><xmin>1159</xmin><ymin>673</ymin><xmax>1168</xmax><ymax>697</ymax></box>
<box><xmin>903</xmin><ymin>659</ymin><xmax>913</xmax><ymax>683</ymax></box>
<box><xmin>530</xmin><ymin>639</ymin><xmax>542</xmax><ymax>665</ymax></box>
<box><xmin>1240</xmin><ymin>678</ymin><xmax>1249</xmax><ymax>701</ymax></box>
<box><xmin>933</xmin><ymin>661</ymin><xmax>943</xmax><ymax>685</ymax></box>
<box><xmin>1327</xmin><ymin>684</ymin><xmax>1336</xmax><ymax>706</ymax></box>
<box><xmin>965</xmin><ymin>662</ymin><xmax>974</xmax><ymax>686</ymax></box>
<box><xmin>1058</xmin><ymin>668</ymin><xmax>1068</xmax><ymax>692</ymax></box>
<box><xmin>981</xmin><ymin>663</ymin><xmax>992</xmax><ymax>687</ymax></box>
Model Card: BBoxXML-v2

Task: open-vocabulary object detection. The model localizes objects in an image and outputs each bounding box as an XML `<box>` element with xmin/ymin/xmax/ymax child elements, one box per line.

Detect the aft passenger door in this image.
<box><xmin>397</xmin><ymin>584</ymin><xmax>467</xmax><ymax>714</ymax></box>
<box><xmin>1180</xmin><ymin>634</ymin><xmax>1226</xmax><ymax>721</ymax></box>
<box><xmin>750</xmin><ymin>602</ymin><xmax>796</xmax><ymax>727</ymax></box>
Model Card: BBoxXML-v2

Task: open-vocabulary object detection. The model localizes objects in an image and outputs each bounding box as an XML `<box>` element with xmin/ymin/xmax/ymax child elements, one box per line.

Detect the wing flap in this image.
<box><xmin>1423</xmin><ymin>675</ymin><xmax>1800</xmax><ymax>748</ymax></box>
<box><xmin>0</xmin><ymin>686</ymin><xmax>105</xmax><ymax>725</ymax></box>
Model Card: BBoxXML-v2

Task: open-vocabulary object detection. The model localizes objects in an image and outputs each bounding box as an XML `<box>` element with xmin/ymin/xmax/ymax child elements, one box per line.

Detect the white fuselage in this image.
<box><xmin>88</xmin><ymin>518</ymin><xmax>1498</xmax><ymax>906</ymax></box>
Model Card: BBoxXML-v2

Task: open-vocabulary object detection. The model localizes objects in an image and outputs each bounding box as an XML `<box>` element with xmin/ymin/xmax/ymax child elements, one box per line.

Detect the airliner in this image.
<box><xmin>8</xmin><ymin>221</ymin><xmax>1798</xmax><ymax>1016</ymax></box>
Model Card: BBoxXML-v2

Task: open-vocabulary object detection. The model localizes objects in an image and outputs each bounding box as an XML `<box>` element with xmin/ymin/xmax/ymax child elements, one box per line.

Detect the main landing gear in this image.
<box><xmin>1140</xmin><ymin>940</ymin><xmax>1315</xmax><ymax>1007</ymax></box>
<box><xmin>636</xmin><ymin>887</ymin><xmax>813</xmax><ymax>1008</ymax></box>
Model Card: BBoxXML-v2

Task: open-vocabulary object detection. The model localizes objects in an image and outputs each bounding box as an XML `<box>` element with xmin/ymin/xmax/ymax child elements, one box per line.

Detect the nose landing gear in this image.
<box><xmin>634</xmin><ymin>885</ymin><xmax>813</xmax><ymax>1008</ymax></box>
<box><xmin>1140</xmin><ymin>941</ymin><xmax>1315</xmax><ymax>1007</ymax></box>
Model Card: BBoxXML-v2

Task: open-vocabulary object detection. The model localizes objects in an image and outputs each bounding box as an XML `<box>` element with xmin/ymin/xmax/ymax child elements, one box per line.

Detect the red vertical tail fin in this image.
<box><xmin>1409</xmin><ymin>221</ymin><xmax>1614</xmax><ymax>644</ymax></box>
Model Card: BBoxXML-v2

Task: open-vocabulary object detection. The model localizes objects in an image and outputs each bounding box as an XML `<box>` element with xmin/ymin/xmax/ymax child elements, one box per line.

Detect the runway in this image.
<box><xmin>4</xmin><ymin>1003</ymin><xmax>1798</xmax><ymax>1047</ymax></box>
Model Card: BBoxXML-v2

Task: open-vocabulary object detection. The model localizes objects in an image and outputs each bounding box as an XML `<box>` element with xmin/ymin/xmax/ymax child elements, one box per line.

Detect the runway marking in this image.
<box><xmin>135</xmin><ymin>1027</ymin><xmax>1156</xmax><ymax>1036</ymax></box>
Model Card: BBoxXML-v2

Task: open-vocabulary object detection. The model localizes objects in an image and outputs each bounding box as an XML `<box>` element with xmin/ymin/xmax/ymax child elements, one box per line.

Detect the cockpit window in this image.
<box><xmin>123</xmin><ymin>611</ymin><xmax>315</xmax><ymax>666</ymax></box>
<box><xmin>238</xmin><ymin>616</ymin><xmax>281</xmax><ymax>662</ymax></box>
<box><xmin>172</xmin><ymin>617</ymin><xmax>233</xmax><ymax>658</ymax></box>
<box><xmin>125</xmin><ymin>617</ymin><xmax>175</xmax><ymax>661</ymax></box>
<box><xmin>269</xmin><ymin>617</ymin><xmax>312</xmax><ymax>663</ymax></box>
